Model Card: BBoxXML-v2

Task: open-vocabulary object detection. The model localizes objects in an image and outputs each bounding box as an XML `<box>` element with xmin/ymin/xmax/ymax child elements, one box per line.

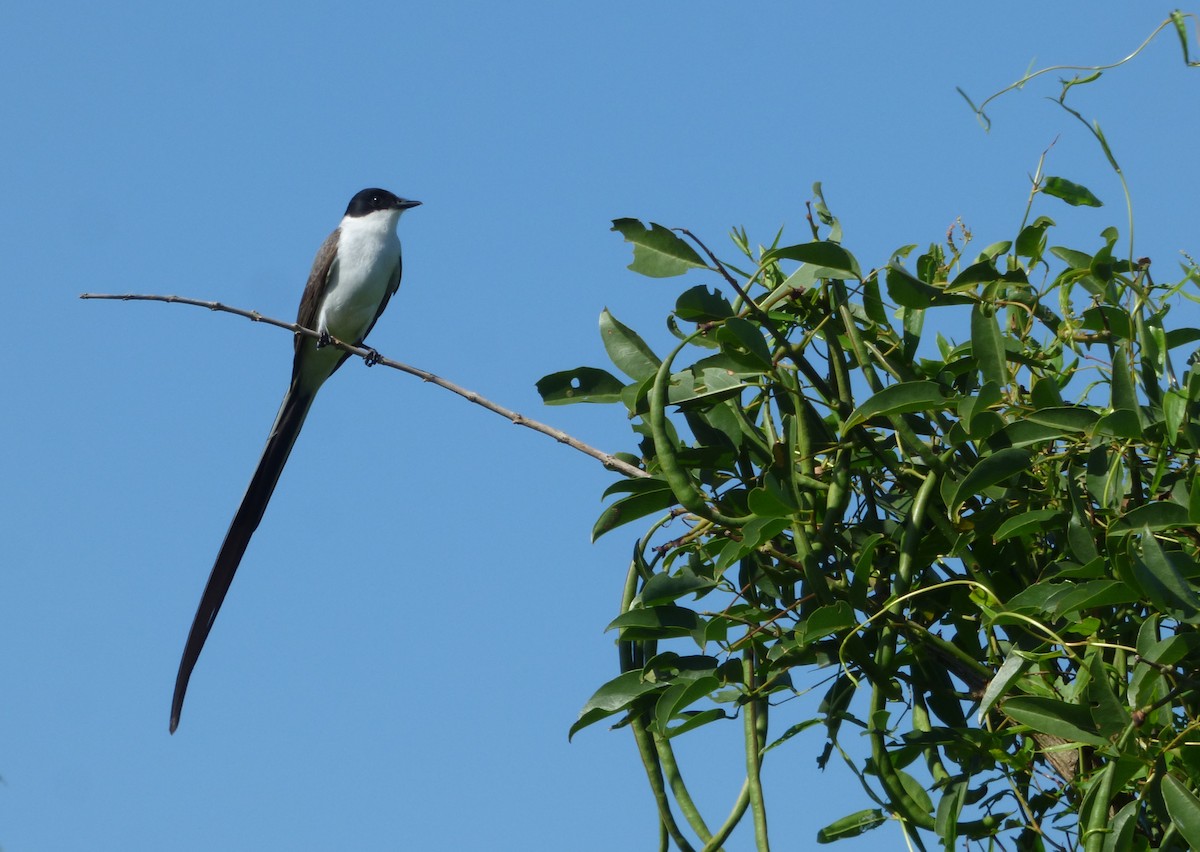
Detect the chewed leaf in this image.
<box><xmin>611</xmin><ymin>218</ymin><xmax>708</xmax><ymax>278</ymax></box>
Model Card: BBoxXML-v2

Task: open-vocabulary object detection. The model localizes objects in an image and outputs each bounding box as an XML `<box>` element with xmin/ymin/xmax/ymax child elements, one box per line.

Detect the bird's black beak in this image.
<box><xmin>397</xmin><ymin>199</ymin><xmax>422</xmax><ymax>210</ymax></box>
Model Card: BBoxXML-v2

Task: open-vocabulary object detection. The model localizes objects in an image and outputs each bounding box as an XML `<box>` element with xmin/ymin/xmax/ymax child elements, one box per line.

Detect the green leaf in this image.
<box><xmin>1172</xmin><ymin>9</ymin><xmax>1193</xmax><ymax>64</ymax></box>
<box><xmin>1130</xmin><ymin>527</ymin><xmax>1200</xmax><ymax>620</ymax></box>
<box><xmin>971</xmin><ymin>303</ymin><xmax>1008</xmax><ymax>386</ymax></box>
<box><xmin>886</xmin><ymin>264</ymin><xmax>940</xmax><ymax>309</ymax></box>
<box><xmin>654</xmin><ymin>675</ymin><xmax>720</xmax><ymax>733</ymax></box>
<box><xmin>792</xmin><ymin>602</ymin><xmax>859</xmax><ymax>648</ymax></box>
<box><xmin>536</xmin><ymin>367</ymin><xmax>625</xmax><ymax>405</ymax></box>
<box><xmin>862</xmin><ymin>277</ymin><xmax>888</xmax><ymax>325</ymax></box>
<box><xmin>844</xmin><ymin>381</ymin><xmax>952</xmax><ymax>429</ymax></box>
<box><xmin>949</xmin><ymin>448</ymin><xmax>1033</xmax><ymax>514</ymax></box>
<box><xmin>1094</xmin><ymin>409</ymin><xmax>1143</xmax><ymax>440</ymax></box>
<box><xmin>569</xmin><ymin>671</ymin><xmax>659</xmax><ymax>740</ymax></box>
<box><xmin>1023</xmin><ymin>405</ymin><xmax>1101</xmax><ymax>433</ymax></box>
<box><xmin>1101</xmin><ymin>800</ymin><xmax>1139</xmax><ymax>852</ymax></box>
<box><xmin>978</xmin><ymin>651</ymin><xmax>1032</xmax><ymax>720</ymax></box>
<box><xmin>901</xmin><ymin>304</ymin><xmax>924</xmax><ymax>361</ymax></box>
<box><xmin>1108</xmin><ymin>502</ymin><xmax>1190</xmax><ymax>536</ymax></box>
<box><xmin>1002</xmin><ymin>696</ymin><xmax>1107</xmax><ymax>746</ymax></box>
<box><xmin>1110</xmin><ymin>345</ymin><xmax>1138</xmax><ymax>413</ymax></box>
<box><xmin>1031</xmin><ymin>376</ymin><xmax>1065</xmax><ymax>408</ymax></box>
<box><xmin>599</xmin><ymin>309</ymin><xmax>660</xmax><ymax>381</ymax></box>
<box><xmin>1004</xmin><ymin>581</ymin><xmax>1075</xmax><ymax>614</ymax></box>
<box><xmin>1085</xmin><ymin>651</ymin><xmax>1129</xmax><ymax>737</ymax></box>
<box><xmin>662</xmin><ymin>707</ymin><xmax>727</xmax><ymax>738</ymax></box>
<box><xmin>811</xmin><ymin>181</ymin><xmax>842</xmax><ymax>242</ymax></box>
<box><xmin>951</xmin><ymin>259</ymin><xmax>1002</xmax><ymax>288</ymax></box>
<box><xmin>747</xmin><ymin>486</ymin><xmax>796</xmax><ymax>518</ymax></box>
<box><xmin>1166</xmin><ymin>327</ymin><xmax>1200</xmax><ymax>350</ymax></box>
<box><xmin>1053</xmin><ymin>579</ymin><xmax>1140</xmax><ymax>615</ymax></box>
<box><xmin>640</xmin><ymin>571</ymin><xmax>718</xmax><ymax>606</ymax></box>
<box><xmin>815</xmin><ymin>809</ymin><xmax>887</xmax><ymax>843</ymax></box>
<box><xmin>1041</xmin><ymin>176</ymin><xmax>1103</xmax><ymax>207</ymax></box>
<box><xmin>611</xmin><ymin>218</ymin><xmax>707</xmax><ymax>278</ymax></box>
<box><xmin>959</xmin><ymin>381</ymin><xmax>1001</xmax><ymax>435</ymax></box>
<box><xmin>896</xmin><ymin>769</ymin><xmax>933</xmax><ymax>815</ymax></box>
<box><xmin>606</xmin><ymin>605</ymin><xmax>702</xmax><ymax>640</ymax></box>
<box><xmin>935</xmin><ymin>778</ymin><xmax>968</xmax><ymax>849</ymax></box>
<box><xmin>675</xmin><ymin>285</ymin><xmax>734</xmax><ymax>322</ymax></box>
<box><xmin>979</xmin><ymin>240</ymin><xmax>1012</xmax><ymax>260</ymax></box>
<box><xmin>1015</xmin><ymin>216</ymin><xmax>1055</xmax><ymax>261</ymax></box>
<box><xmin>762</xmin><ymin>241</ymin><xmax>862</xmax><ymax>280</ymax></box>
<box><xmin>739</xmin><ymin>516</ymin><xmax>790</xmax><ymax>551</ymax></box>
<box><xmin>1082</xmin><ymin>305</ymin><xmax>1133</xmax><ymax>340</ymax></box>
<box><xmin>1162</xmin><ymin>774</ymin><xmax>1200</xmax><ymax>849</ymax></box>
<box><xmin>1164</xmin><ymin>388</ymin><xmax>1188</xmax><ymax>443</ymax></box>
<box><xmin>993</xmin><ymin>509</ymin><xmax>1066</xmax><ymax>543</ymax></box>
<box><xmin>592</xmin><ymin>481</ymin><xmax>678</xmax><ymax>541</ymax></box>
<box><xmin>668</xmin><ymin>367</ymin><xmax>750</xmax><ymax>407</ymax></box>
<box><xmin>985</xmin><ymin>419</ymin><xmax>1073</xmax><ymax>449</ymax></box>
<box><xmin>1050</xmin><ymin>245</ymin><xmax>1093</xmax><ymax>268</ymax></box>
<box><xmin>716</xmin><ymin>317</ymin><xmax>773</xmax><ymax>369</ymax></box>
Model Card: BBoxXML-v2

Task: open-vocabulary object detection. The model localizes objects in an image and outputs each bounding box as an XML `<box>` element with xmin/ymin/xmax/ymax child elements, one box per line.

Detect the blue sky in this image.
<box><xmin>3</xmin><ymin>3</ymin><xmax>1198</xmax><ymax>850</ymax></box>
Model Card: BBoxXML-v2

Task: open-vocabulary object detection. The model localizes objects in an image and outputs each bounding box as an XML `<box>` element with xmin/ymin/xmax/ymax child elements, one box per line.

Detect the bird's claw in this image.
<box><xmin>316</xmin><ymin>330</ymin><xmax>332</xmax><ymax>349</ymax></box>
<box><xmin>363</xmin><ymin>348</ymin><xmax>382</xmax><ymax>367</ymax></box>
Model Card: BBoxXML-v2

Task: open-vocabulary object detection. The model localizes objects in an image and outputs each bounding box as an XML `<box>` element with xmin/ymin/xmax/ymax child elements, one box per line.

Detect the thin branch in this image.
<box><xmin>958</xmin><ymin>13</ymin><xmax>1197</xmax><ymax>130</ymax></box>
<box><xmin>79</xmin><ymin>292</ymin><xmax>648</xmax><ymax>481</ymax></box>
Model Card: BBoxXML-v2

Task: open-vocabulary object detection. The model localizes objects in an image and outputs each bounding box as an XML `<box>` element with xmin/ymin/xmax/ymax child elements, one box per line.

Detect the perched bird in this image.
<box><xmin>170</xmin><ymin>188</ymin><xmax>420</xmax><ymax>733</ymax></box>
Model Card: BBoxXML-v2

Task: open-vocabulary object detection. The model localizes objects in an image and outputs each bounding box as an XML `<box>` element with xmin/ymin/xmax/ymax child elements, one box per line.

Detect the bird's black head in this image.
<box><xmin>345</xmin><ymin>188</ymin><xmax>421</xmax><ymax>218</ymax></box>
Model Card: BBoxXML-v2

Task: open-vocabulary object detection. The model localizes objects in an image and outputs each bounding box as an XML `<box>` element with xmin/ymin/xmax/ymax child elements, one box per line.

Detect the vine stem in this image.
<box><xmin>631</xmin><ymin>714</ymin><xmax>697</xmax><ymax>852</ymax></box>
<box><xmin>79</xmin><ymin>292</ymin><xmax>648</xmax><ymax>481</ymax></box>
<box><xmin>742</xmin><ymin>650</ymin><xmax>770</xmax><ymax>851</ymax></box>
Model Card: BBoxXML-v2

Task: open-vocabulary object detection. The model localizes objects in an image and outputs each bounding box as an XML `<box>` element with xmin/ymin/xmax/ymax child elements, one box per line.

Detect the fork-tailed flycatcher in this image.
<box><xmin>170</xmin><ymin>188</ymin><xmax>420</xmax><ymax>733</ymax></box>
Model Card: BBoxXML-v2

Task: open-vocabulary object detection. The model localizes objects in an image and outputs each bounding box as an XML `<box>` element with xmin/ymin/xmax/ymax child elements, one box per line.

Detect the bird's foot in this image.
<box><xmin>363</xmin><ymin>347</ymin><xmax>382</xmax><ymax>367</ymax></box>
<box><xmin>316</xmin><ymin>330</ymin><xmax>332</xmax><ymax>349</ymax></box>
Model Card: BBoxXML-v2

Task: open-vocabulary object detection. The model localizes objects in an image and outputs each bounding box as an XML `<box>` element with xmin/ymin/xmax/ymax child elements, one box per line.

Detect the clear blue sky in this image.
<box><xmin>3</xmin><ymin>3</ymin><xmax>1198</xmax><ymax>850</ymax></box>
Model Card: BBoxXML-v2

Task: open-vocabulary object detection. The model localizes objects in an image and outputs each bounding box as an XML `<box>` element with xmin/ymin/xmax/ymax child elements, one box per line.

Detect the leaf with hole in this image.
<box><xmin>536</xmin><ymin>367</ymin><xmax>625</xmax><ymax>405</ymax></box>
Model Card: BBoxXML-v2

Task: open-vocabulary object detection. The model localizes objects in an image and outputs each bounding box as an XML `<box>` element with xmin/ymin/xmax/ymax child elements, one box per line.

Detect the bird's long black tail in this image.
<box><xmin>170</xmin><ymin>379</ymin><xmax>318</xmax><ymax>733</ymax></box>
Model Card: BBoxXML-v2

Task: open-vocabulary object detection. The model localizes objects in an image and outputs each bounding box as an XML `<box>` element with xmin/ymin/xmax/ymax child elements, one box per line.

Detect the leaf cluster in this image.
<box><xmin>541</xmin><ymin>181</ymin><xmax>1200</xmax><ymax>849</ymax></box>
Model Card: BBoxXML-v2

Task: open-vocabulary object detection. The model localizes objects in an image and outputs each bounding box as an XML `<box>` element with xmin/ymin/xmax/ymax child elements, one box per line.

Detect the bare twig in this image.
<box><xmin>79</xmin><ymin>292</ymin><xmax>649</xmax><ymax>480</ymax></box>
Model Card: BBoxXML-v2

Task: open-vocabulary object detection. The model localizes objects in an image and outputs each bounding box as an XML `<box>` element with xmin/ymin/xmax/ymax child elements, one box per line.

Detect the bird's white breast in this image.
<box><xmin>317</xmin><ymin>210</ymin><xmax>402</xmax><ymax>342</ymax></box>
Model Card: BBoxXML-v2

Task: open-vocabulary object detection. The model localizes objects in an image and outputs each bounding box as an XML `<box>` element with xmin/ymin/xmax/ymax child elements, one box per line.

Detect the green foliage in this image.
<box><xmin>541</xmin><ymin>15</ymin><xmax>1200</xmax><ymax>850</ymax></box>
<box><xmin>545</xmin><ymin>175</ymin><xmax>1200</xmax><ymax>852</ymax></box>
